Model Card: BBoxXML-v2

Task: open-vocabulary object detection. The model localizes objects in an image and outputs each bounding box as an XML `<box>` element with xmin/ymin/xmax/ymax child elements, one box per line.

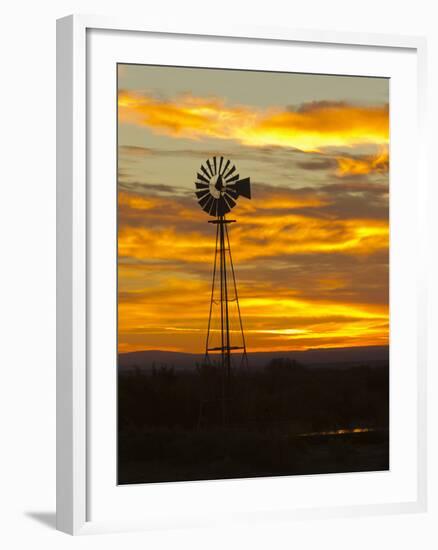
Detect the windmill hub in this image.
<box><xmin>210</xmin><ymin>173</ymin><xmax>225</xmax><ymax>198</ymax></box>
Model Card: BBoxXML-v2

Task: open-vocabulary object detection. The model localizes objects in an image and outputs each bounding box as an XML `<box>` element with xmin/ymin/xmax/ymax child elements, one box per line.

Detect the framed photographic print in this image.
<box><xmin>57</xmin><ymin>15</ymin><xmax>427</xmax><ymax>535</ymax></box>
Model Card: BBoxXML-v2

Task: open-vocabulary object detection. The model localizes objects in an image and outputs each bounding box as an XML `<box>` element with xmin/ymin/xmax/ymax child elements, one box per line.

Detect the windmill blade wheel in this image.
<box><xmin>194</xmin><ymin>157</ymin><xmax>251</xmax><ymax>218</ymax></box>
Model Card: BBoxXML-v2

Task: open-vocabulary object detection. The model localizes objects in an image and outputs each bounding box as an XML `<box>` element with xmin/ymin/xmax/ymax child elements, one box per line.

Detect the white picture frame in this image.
<box><xmin>56</xmin><ymin>14</ymin><xmax>428</xmax><ymax>535</ymax></box>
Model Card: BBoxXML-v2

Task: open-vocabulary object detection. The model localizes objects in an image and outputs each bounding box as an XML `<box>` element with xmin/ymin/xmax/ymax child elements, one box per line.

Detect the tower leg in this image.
<box><xmin>220</xmin><ymin>217</ymin><xmax>232</xmax><ymax>379</ymax></box>
<box><xmin>219</xmin><ymin>217</ymin><xmax>226</xmax><ymax>423</ymax></box>
<box><xmin>225</xmin><ymin>222</ymin><xmax>248</xmax><ymax>369</ymax></box>
<box><xmin>205</xmin><ymin>222</ymin><xmax>219</xmax><ymax>363</ymax></box>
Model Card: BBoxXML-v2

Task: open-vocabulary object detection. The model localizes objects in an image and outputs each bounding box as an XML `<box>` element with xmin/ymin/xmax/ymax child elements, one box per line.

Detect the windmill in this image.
<box><xmin>194</xmin><ymin>156</ymin><xmax>251</xmax><ymax>379</ymax></box>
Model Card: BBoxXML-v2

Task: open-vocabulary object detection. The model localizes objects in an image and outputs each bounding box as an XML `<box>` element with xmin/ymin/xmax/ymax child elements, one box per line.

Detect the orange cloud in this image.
<box><xmin>118</xmin><ymin>210</ymin><xmax>388</xmax><ymax>265</ymax></box>
<box><xmin>118</xmin><ymin>191</ymin><xmax>166</xmax><ymax>211</ymax></box>
<box><xmin>336</xmin><ymin>146</ymin><xmax>389</xmax><ymax>176</ymax></box>
<box><xmin>117</xmin><ymin>189</ymin><xmax>389</xmax><ymax>353</ymax></box>
<box><xmin>118</xmin><ymin>188</ymin><xmax>389</xmax><ymax>272</ymax></box>
<box><xmin>240</xmin><ymin>194</ymin><xmax>331</xmax><ymax>211</ymax></box>
<box><xmin>117</xmin><ymin>271</ymin><xmax>388</xmax><ymax>354</ymax></box>
<box><xmin>118</xmin><ymin>91</ymin><xmax>389</xmax><ymax>152</ymax></box>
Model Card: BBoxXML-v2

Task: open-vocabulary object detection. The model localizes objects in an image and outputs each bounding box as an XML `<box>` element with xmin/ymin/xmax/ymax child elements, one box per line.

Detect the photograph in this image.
<box><xmin>117</xmin><ymin>63</ymin><xmax>390</xmax><ymax>485</ymax></box>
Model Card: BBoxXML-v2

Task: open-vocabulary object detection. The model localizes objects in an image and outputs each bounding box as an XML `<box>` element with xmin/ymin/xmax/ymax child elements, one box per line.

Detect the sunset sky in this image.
<box><xmin>117</xmin><ymin>64</ymin><xmax>389</xmax><ymax>354</ymax></box>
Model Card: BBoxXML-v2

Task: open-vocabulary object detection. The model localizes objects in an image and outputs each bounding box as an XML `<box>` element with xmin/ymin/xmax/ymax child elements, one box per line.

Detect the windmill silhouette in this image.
<box><xmin>194</xmin><ymin>156</ymin><xmax>251</xmax><ymax>378</ymax></box>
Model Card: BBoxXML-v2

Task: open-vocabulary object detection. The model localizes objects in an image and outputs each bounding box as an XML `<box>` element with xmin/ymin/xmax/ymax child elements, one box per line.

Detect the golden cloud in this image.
<box><xmin>118</xmin><ymin>91</ymin><xmax>389</xmax><ymax>152</ymax></box>
<box><xmin>336</xmin><ymin>146</ymin><xmax>389</xmax><ymax>176</ymax></box>
<box><xmin>118</xmin><ymin>188</ymin><xmax>388</xmax><ymax>271</ymax></box>
<box><xmin>117</xmin><ymin>182</ymin><xmax>389</xmax><ymax>353</ymax></box>
<box><xmin>117</xmin><ymin>191</ymin><xmax>389</xmax><ymax>352</ymax></box>
<box><xmin>118</xmin><ymin>272</ymin><xmax>388</xmax><ymax>353</ymax></box>
<box><xmin>118</xmin><ymin>212</ymin><xmax>388</xmax><ymax>264</ymax></box>
<box><xmin>119</xmin><ymin>191</ymin><xmax>166</xmax><ymax>211</ymax></box>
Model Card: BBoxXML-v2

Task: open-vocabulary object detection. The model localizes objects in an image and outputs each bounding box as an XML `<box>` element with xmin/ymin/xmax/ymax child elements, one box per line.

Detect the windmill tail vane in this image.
<box><xmin>194</xmin><ymin>156</ymin><xmax>251</xmax><ymax>377</ymax></box>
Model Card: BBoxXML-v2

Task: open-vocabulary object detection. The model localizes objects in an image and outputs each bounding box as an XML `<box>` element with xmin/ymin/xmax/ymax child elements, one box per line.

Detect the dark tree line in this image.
<box><xmin>119</xmin><ymin>359</ymin><xmax>389</xmax><ymax>433</ymax></box>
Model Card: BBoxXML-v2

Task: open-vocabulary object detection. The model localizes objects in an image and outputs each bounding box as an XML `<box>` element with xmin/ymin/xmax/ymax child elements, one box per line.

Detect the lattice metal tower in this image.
<box><xmin>194</xmin><ymin>156</ymin><xmax>251</xmax><ymax>377</ymax></box>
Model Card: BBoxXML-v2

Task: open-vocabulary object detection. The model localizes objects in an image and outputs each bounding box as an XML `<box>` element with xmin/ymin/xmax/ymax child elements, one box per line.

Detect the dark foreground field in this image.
<box><xmin>118</xmin><ymin>357</ymin><xmax>389</xmax><ymax>484</ymax></box>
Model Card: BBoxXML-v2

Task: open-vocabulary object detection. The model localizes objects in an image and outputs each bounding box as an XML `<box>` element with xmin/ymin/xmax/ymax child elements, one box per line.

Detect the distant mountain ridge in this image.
<box><xmin>118</xmin><ymin>345</ymin><xmax>389</xmax><ymax>371</ymax></box>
